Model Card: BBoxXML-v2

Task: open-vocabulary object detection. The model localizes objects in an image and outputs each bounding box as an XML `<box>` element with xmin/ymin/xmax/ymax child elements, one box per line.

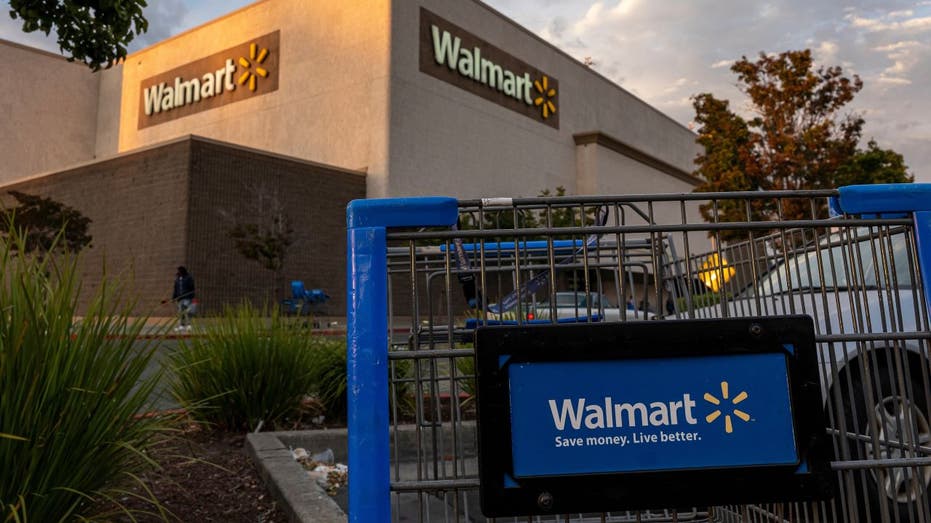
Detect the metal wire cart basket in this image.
<box><xmin>346</xmin><ymin>185</ymin><xmax>931</xmax><ymax>523</ymax></box>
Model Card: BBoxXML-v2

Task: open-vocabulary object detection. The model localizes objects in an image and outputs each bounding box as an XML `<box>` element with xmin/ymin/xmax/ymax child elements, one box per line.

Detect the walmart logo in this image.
<box><xmin>704</xmin><ymin>381</ymin><xmax>751</xmax><ymax>434</ymax></box>
<box><xmin>546</xmin><ymin>381</ymin><xmax>752</xmax><ymax>434</ymax></box>
<box><xmin>237</xmin><ymin>42</ymin><xmax>270</xmax><ymax>92</ymax></box>
<box><xmin>143</xmin><ymin>41</ymin><xmax>273</xmax><ymax>116</ymax></box>
<box><xmin>533</xmin><ymin>75</ymin><xmax>557</xmax><ymax>119</ymax></box>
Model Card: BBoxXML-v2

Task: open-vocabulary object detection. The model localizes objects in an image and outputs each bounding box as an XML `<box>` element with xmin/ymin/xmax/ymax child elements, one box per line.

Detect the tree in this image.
<box><xmin>692</xmin><ymin>50</ymin><xmax>912</xmax><ymax>239</ymax></box>
<box><xmin>8</xmin><ymin>0</ymin><xmax>148</xmax><ymax>70</ymax></box>
<box><xmin>836</xmin><ymin>140</ymin><xmax>911</xmax><ymax>187</ymax></box>
<box><xmin>1</xmin><ymin>190</ymin><xmax>92</xmax><ymax>255</ymax></box>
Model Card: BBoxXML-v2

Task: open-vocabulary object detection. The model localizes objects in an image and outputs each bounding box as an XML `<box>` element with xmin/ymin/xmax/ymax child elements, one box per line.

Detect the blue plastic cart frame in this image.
<box><xmin>345</xmin><ymin>183</ymin><xmax>931</xmax><ymax>522</ymax></box>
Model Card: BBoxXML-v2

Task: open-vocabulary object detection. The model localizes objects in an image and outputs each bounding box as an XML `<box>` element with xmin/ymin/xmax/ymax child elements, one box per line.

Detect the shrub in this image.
<box><xmin>307</xmin><ymin>339</ymin><xmax>417</xmax><ymax>423</ymax></box>
<box><xmin>308</xmin><ymin>336</ymin><xmax>348</xmax><ymax>421</ymax></box>
<box><xmin>0</xmin><ymin>228</ymin><xmax>167</xmax><ymax>521</ymax></box>
<box><xmin>676</xmin><ymin>291</ymin><xmax>727</xmax><ymax>311</ymax></box>
<box><xmin>168</xmin><ymin>303</ymin><xmax>323</xmax><ymax>431</ymax></box>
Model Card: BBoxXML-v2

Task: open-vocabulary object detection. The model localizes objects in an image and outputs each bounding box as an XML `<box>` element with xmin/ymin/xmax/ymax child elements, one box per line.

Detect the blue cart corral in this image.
<box><xmin>347</xmin><ymin>185</ymin><xmax>931</xmax><ymax>523</ymax></box>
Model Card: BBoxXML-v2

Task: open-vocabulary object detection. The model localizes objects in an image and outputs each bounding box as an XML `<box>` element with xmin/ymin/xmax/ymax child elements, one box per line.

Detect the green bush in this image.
<box><xmin>676</xmin><ymin>292</ymin><xmax>728</xmax><ymax>311</ymax></box>
<box><xmin>0</xmin><ymin>229</ymin><xmax>167</xmax><ymax>521</ymax></box>
<box><xmin>308</xmin><ymin>336</ymin><xmax>348</xmax><ymax>421</ymax></box>
<box><xmin>169</xmin><ymin>304</ymin><xmax>325</xmax><ymax>431</ymax></box>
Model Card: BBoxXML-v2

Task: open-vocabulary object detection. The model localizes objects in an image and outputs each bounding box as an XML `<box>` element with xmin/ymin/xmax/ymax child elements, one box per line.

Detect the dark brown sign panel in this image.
<box><xmin>419</xmin><ymin>9</ymin><xmax>559</xmax><ymax>129</ymax></box>
<box><xmin>138</xmin><ymin>31</ymin><xmax>280</xmax><ymax>129</ymax></box>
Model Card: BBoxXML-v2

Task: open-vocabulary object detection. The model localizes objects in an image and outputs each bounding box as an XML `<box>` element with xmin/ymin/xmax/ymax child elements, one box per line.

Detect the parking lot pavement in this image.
<box><xmin>134</xmin><ymin>338</ymin><xmax>182</xmax><ymax>413</ymax></box>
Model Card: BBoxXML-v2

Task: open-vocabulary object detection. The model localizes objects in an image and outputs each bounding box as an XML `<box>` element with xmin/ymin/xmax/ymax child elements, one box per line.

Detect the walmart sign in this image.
<box><xmin>508</xmin><ymin>353</ymin><xmax>798</xmax><ymax>477</ymax></box>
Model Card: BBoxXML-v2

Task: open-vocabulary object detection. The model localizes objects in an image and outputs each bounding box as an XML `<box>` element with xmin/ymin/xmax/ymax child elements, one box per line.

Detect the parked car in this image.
<box><xmin>692</xmin><ymin>228</ymin><xmax>930</xmax><ymax>521</ymax></box>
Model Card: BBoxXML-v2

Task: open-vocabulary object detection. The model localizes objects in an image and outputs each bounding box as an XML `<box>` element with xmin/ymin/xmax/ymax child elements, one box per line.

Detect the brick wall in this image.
<box><xmin>188</xmin><ymin>138</ymin><xmax>365</xmax><ymax>314</ymax></box>
<box><xmin>1</xmin><ymin>140</ymin><xmax>191</xmax><ymax>314</ymax></box>
<box><xmin>1</xmin><ymin>136</ymin><xmax>365</xmax><ymax>315</ymax></box>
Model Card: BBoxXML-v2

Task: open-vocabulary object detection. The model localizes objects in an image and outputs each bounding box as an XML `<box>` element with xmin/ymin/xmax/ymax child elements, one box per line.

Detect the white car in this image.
<box><xmin>533</xmin><ymin>292</ymin><xmax>655</xmax><ymax>322</ymax></box>
<box><xmin>692</xmin><ymin>228</ymin><xmax>929</xmax><ymax>520</ymax></box>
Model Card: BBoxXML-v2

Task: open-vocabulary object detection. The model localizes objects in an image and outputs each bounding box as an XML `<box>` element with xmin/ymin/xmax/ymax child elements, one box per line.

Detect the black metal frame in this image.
<box><xmin>475</xmin><ymin>316</ymin><xmax>834</xmax><ymax>517</ymax></box>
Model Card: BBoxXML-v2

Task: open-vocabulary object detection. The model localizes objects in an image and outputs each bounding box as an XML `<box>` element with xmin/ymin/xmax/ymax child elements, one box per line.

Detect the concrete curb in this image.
<box><xmin>245</xmin><ymin>432</ymin><xmax>347</xmax><ymax>523</ymax></box>
<box><xmin>246</xmin><ymin>424</ymin><xmax>480</xmax><ymax>521</ymax></box>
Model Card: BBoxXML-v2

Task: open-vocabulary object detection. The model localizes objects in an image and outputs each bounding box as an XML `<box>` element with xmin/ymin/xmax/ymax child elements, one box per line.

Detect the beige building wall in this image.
<box><xmin>3</xmin><ymin>0</ymin><xmax>706</xmax><ymax>207</ymax></box>
<box><xmin>577</xmin><ymin>137</ymin><xmax>709</xmax><ymax>252</ymax></box>
<box><xmin>95</xmin><ymin>66</ymin><xmax>123</xmax><ymax>158</ymax></box>
<box><xmin>115</xmin><ymin>0</ymin><xmax>392</xmax><ymax>183</ymax></box>
<box><xmin>385</xmin><ymin>0</ymin><xmax>702</xmax><ymax>200</ymax></box>
<box><xmin>0</xmin><ymin>40</ymin><xmax>100</xmax><ymax>186</ymax></box>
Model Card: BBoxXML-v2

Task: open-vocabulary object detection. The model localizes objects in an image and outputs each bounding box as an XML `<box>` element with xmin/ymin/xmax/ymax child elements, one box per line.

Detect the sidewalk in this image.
<box><xmin>87</xmin><ymin>316</ymin><xmax>350</xmax><ymax>339</ymax></box>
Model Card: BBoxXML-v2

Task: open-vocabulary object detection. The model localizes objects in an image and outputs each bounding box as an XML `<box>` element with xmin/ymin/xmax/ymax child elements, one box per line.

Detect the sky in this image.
<box><xmin>2</xmin><ymin>0</ymin><xmax>930</xmax><ymax>181</ymax></box>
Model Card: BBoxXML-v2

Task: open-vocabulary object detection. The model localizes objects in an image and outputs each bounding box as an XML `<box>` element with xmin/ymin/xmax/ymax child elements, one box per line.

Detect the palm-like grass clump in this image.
<box><xmin>0</xmin><ymin>231</ymin><xmax>167</xmax><ymax>521</ymax></box>
<box><xmin>168</xmin><ymin>304</ymin><xmax>333</xmax><ymax>431</ymax></box>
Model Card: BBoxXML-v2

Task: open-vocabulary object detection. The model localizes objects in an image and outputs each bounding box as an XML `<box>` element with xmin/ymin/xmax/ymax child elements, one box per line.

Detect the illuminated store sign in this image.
<box><xmin>138</xmin><ymin>31</ymin><xmax>279</xmax><ymax>129</ymax></box>
<box><xmin>419</xmin><ymin>9</ymin><xmax>559</xmax><ymax>128</ymax></box>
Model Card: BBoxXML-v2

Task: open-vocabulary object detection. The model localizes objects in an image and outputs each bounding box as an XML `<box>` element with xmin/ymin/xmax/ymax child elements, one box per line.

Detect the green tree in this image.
<box><xmin>8</xmin><ymin>0</ymin><xmax>148</xmax><ymax>70</ymax></box>
<box><xmin>1</xmin><ymin>190</ymin><xmax>92</xmax><ymax>255</ymax></box>
<box><xmin>836</xmin><ymin>140</ymin><xmax>911</xmax><ymax>187</ymax></box>
<box><xmin>692</xmin><ymin>50</ymin><xmax>912</xmax><ymax>239</ymax></box>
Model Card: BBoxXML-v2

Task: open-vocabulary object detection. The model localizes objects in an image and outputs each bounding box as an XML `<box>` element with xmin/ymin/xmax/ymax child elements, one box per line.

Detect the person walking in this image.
<box><xmin>170</xmin><ymin>266</ymin><xmax>195</xmax><ymax>332</ymax></box>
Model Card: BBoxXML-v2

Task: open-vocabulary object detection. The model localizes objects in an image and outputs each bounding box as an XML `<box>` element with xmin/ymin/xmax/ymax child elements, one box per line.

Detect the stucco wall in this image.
<box><xmin>95</xmin><ymin>66</ymin><xmax>123</xmax><ymax>158</ymax></box>
<box><xmin>385</xmin><ymin>0</ymin><xmax>701</xmax><ymax>199</ymax></box>
<box><xmin>0</xmin><ymin>40</ymin><xmax>100</xmax><ymax>186</ymax></box>
<box><xmin>116</xmin><ymin>0</ymin><xmax>391</xmax><ymax>182</ymax></box>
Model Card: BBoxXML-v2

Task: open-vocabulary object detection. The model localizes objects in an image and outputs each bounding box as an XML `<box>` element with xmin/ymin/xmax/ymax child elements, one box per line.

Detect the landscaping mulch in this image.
<box><xmin>102</xmin><ymin>424</ymin><xmax>289</xmax><ymax>522</ymax></box>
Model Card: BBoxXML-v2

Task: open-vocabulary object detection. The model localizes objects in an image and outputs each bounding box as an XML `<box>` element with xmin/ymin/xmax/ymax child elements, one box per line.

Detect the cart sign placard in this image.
<box><xmin>509</xmin><ymin>353</ymin><xmax>797</xmax><ymax>477</ymax></box>
<box><xmin>476</xmin><ymin>318</ymin><xmax>833</xmax><ymax>517</ymax></box>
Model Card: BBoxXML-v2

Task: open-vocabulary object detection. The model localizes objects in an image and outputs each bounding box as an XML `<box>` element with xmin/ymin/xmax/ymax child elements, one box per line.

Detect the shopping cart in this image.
<box><xmin>347</xmin><ymin>185</ymin><xmax>931</xmax><ymax>523</ymax></box>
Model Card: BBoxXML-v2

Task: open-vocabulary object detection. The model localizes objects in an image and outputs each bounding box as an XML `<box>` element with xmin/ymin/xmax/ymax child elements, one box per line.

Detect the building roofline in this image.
<box><xmin>187</xmin><ymin>135</ymin><xmax>367</xmax><ymax>178</ymax></box>
<box><xmin>0</xmin><ymin>135</ymin><xmax>365</xmax><ymax>190</ymax></box>
<box><xmin>0</xmin><ymin>37</ymin><xmax>85</xmax><ymax>65</ymax></box>
<box><xmin>469</xmin><ymin>0</ymin><xmax>696</xmax><ymax>137</ymax></box>
<box><xmin>573</xmin><ymin>131</ymin><xmax>702</xmax><ymax>186</ymax></box>
<box><xmin>132</xmin><ymin>0</ymin><xmax>693</xmax><ymax>138</ymax></box>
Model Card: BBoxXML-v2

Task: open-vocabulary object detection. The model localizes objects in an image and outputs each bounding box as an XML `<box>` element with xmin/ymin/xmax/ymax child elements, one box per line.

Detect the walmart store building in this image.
<box><xmin>1</xmin><ymin>0</ymin><xmax>701</xmax><ymax>313</ymax></box>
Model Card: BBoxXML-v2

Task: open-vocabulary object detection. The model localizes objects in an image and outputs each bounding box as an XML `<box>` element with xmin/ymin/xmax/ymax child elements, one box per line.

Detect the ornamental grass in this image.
<box><xmin>168</xmin><ymin>303</ymin><xmax>333</xmax><ymax>431</ymax></box>
<box><xmin>0</xmin><ymin>230</ymin><xmax>169</xmax><ymax>521</ymax></box>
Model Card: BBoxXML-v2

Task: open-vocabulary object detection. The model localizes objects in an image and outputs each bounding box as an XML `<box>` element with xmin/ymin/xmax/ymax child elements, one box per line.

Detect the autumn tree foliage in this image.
<box><xmin>692</xmin><ymin>50</ymin><xmax>912</xmax><ymax>238</ymax></box>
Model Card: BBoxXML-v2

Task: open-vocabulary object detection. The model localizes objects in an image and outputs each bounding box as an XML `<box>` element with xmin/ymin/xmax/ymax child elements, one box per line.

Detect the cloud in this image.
<box><xmin>131</xmin><ymin>0</ymin><xmax>190</xmax><ymax>49</ymax></box>
<box><xmin>874</xmin><ymin>40</ymin><xmax>921</xmax><ymax>52</ymax></box>
<box><xmin>888</xmin><ymin>9</ymin><xmax>914</xmax><ymax>18</ymax></box>
<box><xmin>877</xmin><ymin>75</ymin><xmax>912</xmax><ymax>85</ymax></box>
<box><xmin>486</xmin><ymin>0</ymin><xmax>931</xmax><ymax>180</ymax></box>
<box><xmin>844</xmin><ymin>12</ymin><xmax>931</xmax><ymax>33</ymax></box>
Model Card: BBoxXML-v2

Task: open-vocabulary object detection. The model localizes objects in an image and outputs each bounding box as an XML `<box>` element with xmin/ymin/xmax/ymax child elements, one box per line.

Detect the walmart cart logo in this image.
<box><xmin>237</xmin><ymin>42</ymin><xmax>270</xmax><ymax>92</ymax></box>
<box><xmin>704</xmin><ymin>381</ymin><xmax>750</xmax><ymax>434</ymax></box>
<box><xmin>533</xmin><ymin>75</ymin><xmax>557</xmax><ymax>119</ymax></box>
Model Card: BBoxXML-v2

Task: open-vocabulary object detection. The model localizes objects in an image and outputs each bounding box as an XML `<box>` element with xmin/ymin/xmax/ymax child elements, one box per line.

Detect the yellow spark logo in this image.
<box><xmin>237</xmin><ymin>42</ymin><xmax>270</xmax><ymax>92</ymax></box>
<box><xmin>704</xmin><ymin>381</ymin><xmax>750</xmax><ymax>434</ymax></box>
<box><xmin>533</xmin><ymin>75</ymin><xmax>557</xmax><ymax>119</ymax></box>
